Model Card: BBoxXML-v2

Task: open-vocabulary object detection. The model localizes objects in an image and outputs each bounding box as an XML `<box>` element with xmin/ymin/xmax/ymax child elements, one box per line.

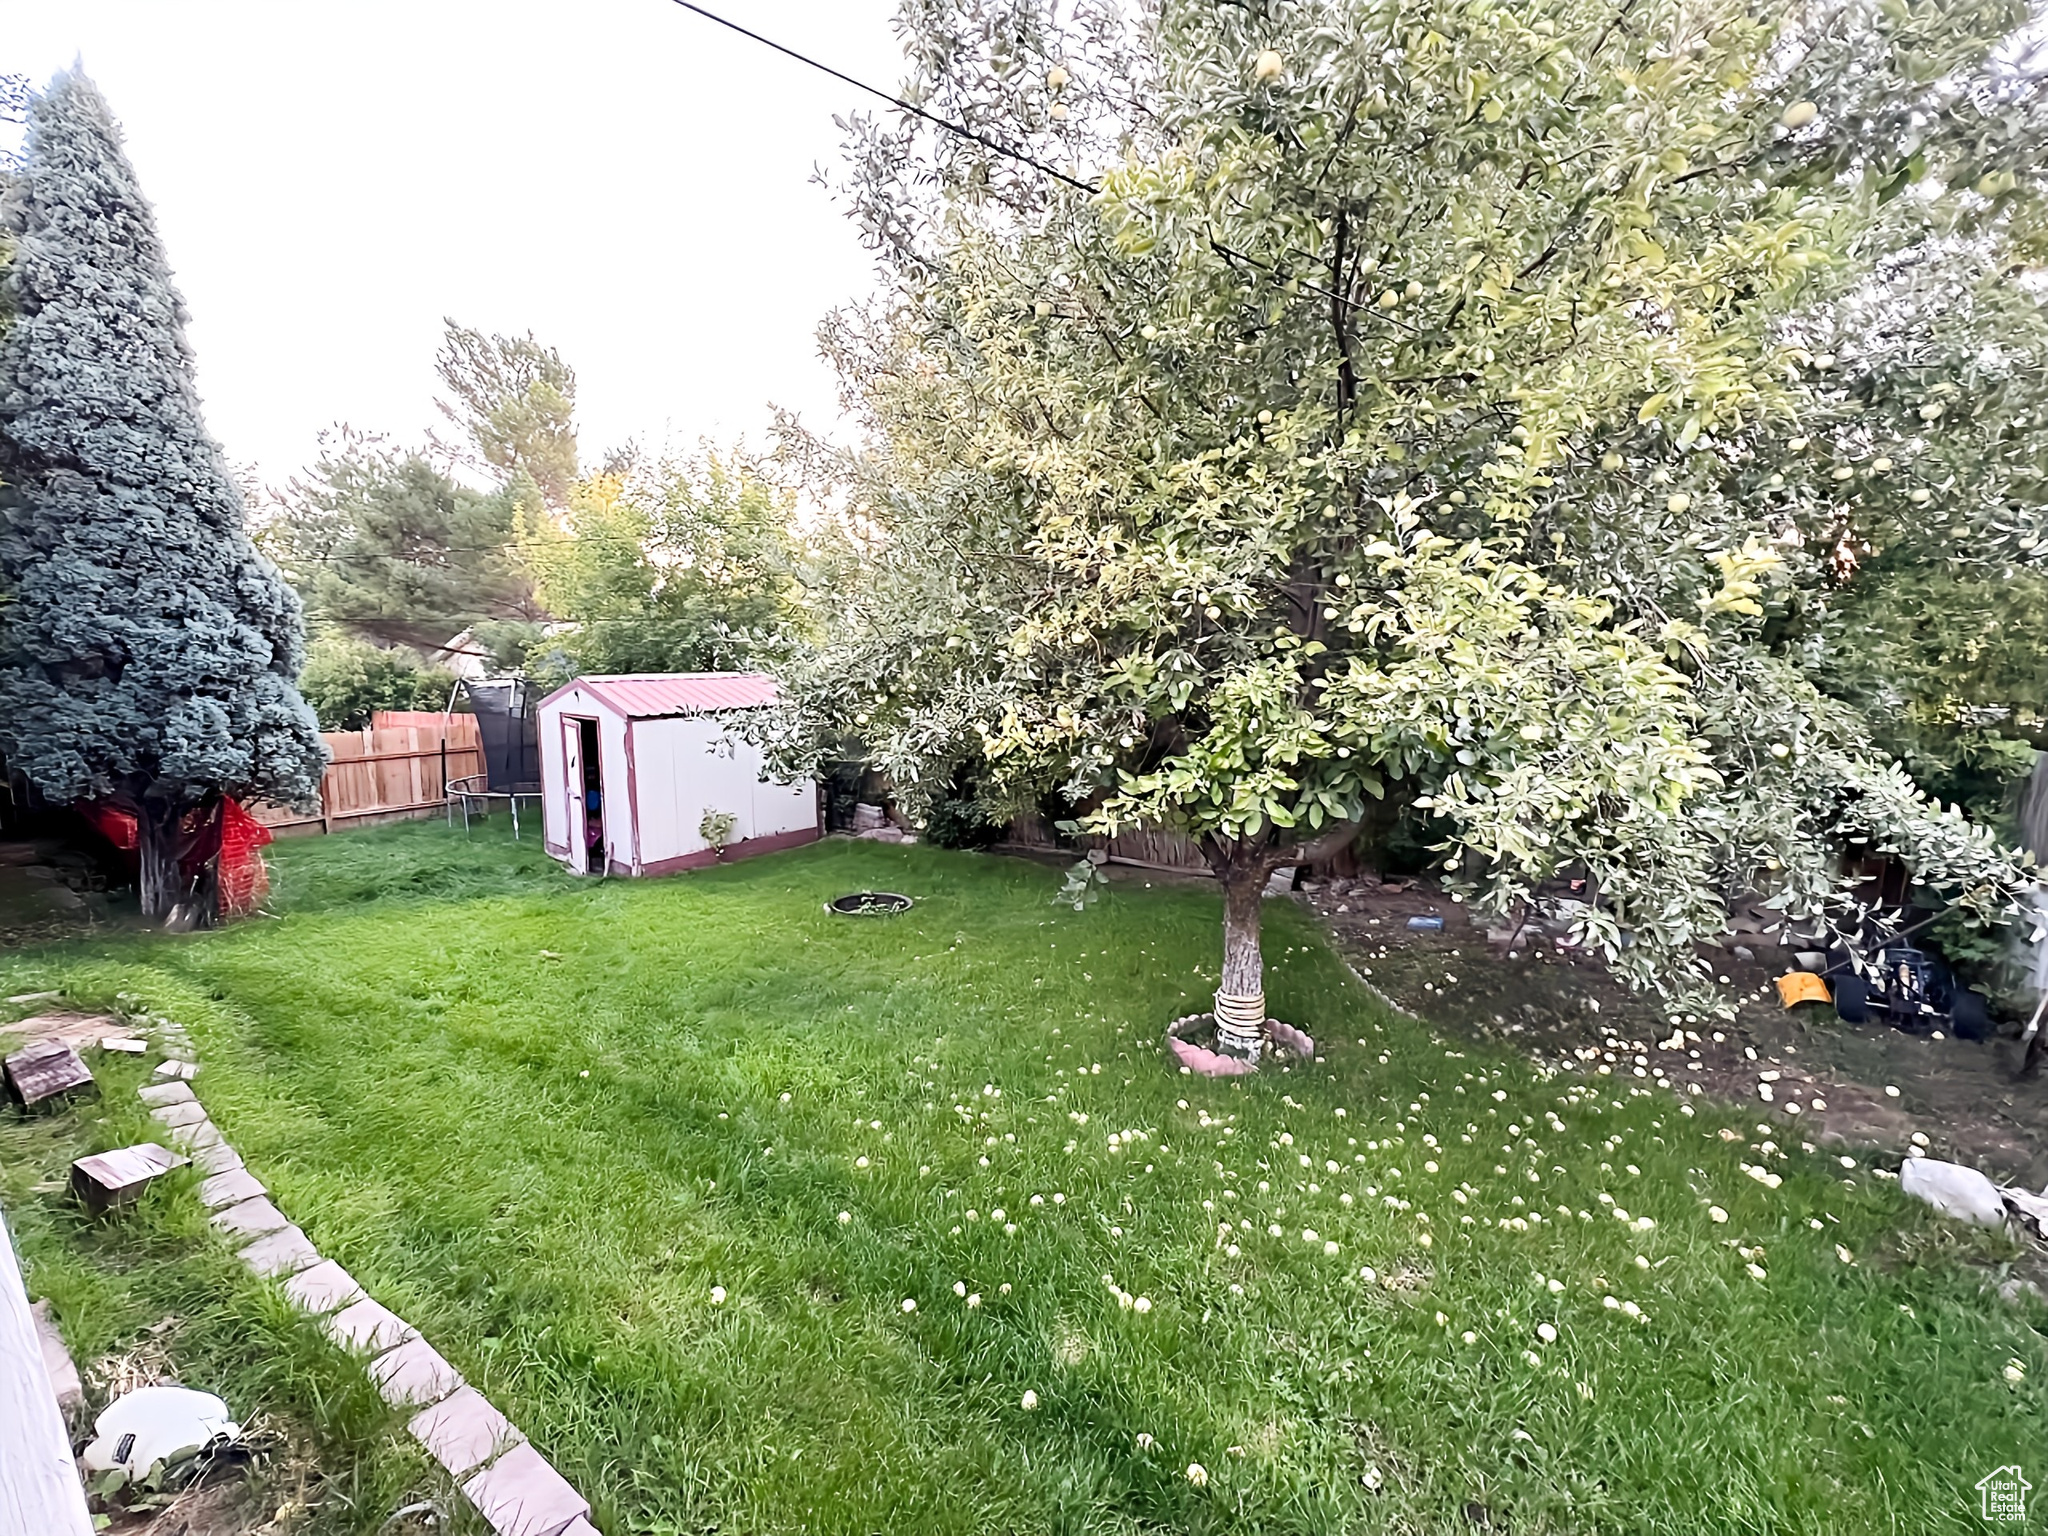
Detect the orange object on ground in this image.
<box><xmin>1776</xmin><ymin>971</ymin><xmax>1832</xmax><ymax>1008</ymax></box>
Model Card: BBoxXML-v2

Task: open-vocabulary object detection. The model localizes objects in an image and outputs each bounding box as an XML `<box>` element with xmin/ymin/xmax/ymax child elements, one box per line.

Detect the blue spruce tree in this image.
<box><xmin>0</xmin><ymin>70</ymin><xmax>325</xmax><ymax>922</ymax></box>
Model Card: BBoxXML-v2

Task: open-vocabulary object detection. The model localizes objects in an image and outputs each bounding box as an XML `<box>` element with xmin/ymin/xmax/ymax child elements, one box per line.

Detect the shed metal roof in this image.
<box><xmin>543</xmin><ymin>672</ymin><xmax>780</xmax><ymax>719</ymax></box>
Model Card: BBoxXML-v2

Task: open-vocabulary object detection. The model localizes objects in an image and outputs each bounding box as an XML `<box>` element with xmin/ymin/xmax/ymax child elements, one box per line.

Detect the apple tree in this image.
<box><xmin>773</xmin><ymin>0</ymin><xmax>2046</xmax><ymax>1056</ymax></box>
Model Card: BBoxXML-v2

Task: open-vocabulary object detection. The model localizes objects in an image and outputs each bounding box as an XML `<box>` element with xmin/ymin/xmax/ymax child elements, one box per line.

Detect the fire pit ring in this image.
<box><xmin>827</xmin><ymin>891</ymin><xmax>914</xmax><ymax>916</ymax></box>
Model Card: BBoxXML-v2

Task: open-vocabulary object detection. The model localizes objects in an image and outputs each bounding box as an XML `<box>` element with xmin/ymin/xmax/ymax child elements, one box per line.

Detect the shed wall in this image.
<box><xmin>629</xmin><ymin>716</ymin><xmax>815</xmax><ymax>870</ymax></box>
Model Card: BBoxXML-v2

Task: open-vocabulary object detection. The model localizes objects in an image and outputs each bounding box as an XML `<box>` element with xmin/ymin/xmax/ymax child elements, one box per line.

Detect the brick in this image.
<box><xmin>326</xmin><ymin>1296</ymin><xmax>415</xmax><ymax>1354</ymax></box>
<box><xmin>193</xmin><ymin>1142</ymin><xmax>243</xmax><ymax>1176</ymax></box>
<box><xmin>149</xmin><ymin>1099</ymin><xmax>207</xmax><ymax>1129</ymax></box>
<box><xmin>238</xmin><ymin>1225</ymin><xmax>320</xmax><ymax>1278</ymax></box>
<box><xmin>282</xmin><ymin>1259</ymin><xmax>364</xmax><ymax>1315</ymax></box>
<box><xmin>409</xmin><ymin>1385</ymin><xmax>524</xmax><ymax>1479</ymax></box>
<box><xmin>137</xmin><ymin>1080</ymin><xmax>195</xmax><ymax>1106</ymax></box>
<box><xmin>5</xmin><ymin>1038</ymin><xmax>95</xmax><ymax>1107</ymax></box>
<box><xmin>210</xmin><ymin>1196</ymin><xmax>289</xmax><ymax>1239</ymax></box>
<box><xmin>196</xmin><ymin>1166</ymin><xmax>265</xmax><ymax>1209</ymax></box>
<box><xmin>461</xmin><ymin>1444</ymin><xmax>589</xmax><ymax>1536</ymax></box>
<box><xmin>369</xmin><ymin>1335</ymin><xmax>463</xmax><ymax>1408</ymax></box>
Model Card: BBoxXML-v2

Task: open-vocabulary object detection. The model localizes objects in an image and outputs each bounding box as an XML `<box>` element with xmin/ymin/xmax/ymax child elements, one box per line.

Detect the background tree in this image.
<box><xmin>0</xmin><ymin>70</ymin><xmax>325</xmax><ymax>920</ymax></box>
<box><xmin>514</xmin><ymin>446</ymin><xmax>810</xmax><ymax>688</ymax></box>
<box><xmin>433</xmin><ymin>321</ymin><xmax>580</xmax><ymax>510</ymax></box>
<box><xmin>261</xmin><ymin>429</ymin><xmax>540</xmax><ymax>652</ymax></box>
<box><xmin>773</xmin><ymin>0</ymin><xmax>2045</xmax><ymax>1057</ymax></box>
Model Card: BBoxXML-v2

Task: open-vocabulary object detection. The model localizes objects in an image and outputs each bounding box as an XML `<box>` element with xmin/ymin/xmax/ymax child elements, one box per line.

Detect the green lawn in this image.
<box><xmin>6</xmin><ymin>823</ymin><xmax>2044</xmax><ymax>1535</ymax></box>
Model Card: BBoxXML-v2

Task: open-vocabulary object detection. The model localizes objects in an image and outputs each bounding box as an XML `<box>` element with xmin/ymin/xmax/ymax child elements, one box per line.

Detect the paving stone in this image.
<box><xmin>369</xmin><ymin>1335</ymin><xmax>463</xmax><ymax>1408</ymax></box>
<box><xmin>99</xmin><ymin>1036</ymin><xmax>149</xmax><ymax>1054</ymax></box>
<box><xmin>153</xmin><ymin>1058</ymin><xmax>199</xmax><ymax>1080</ymax></box>
<box><xmin>210</xmin><ymin>1196</ymin><xmax>290</xmax><ymax>1239</ymax></box>
<box><xmin>196</xmin><ymin>1165</ymin><xmax>265</xmax><ymax>1209</ymax></box>
<box><xmin>460</xmin><ymin>1443</ymin><xmax>590</xmax><ymax>1536</ymax></box>
<box><xmin>283</xmin><ymin>1259</ymin><xmax>365</xmax><ymax>1315</ymax></box>
<box><xmin>169</xmin><ymin>1118</ymin><xmax>224</xmax><ymax>1153</ymax></box>
<box><xmin>327</xmin><ymin>1296</ymin><xmax>416</xmax><ymax>1355</ymax></box>
<box><xmin>137</xmin><ymin>1080</ymin><xmax>195</xmax><ymax>1107</ymax></box>
<box><xmin>2</xmin><ymin>1013</ymin><xmax>118</xmax><ymax>1054</ymax></box>
<box><xmin>408</xmin><ymin>1385</ymin><xmax>524</xmax><ymax>1479</ymax></box>
<box><xmin>149</xmin><ymin>1099</ymin><xmax>207</xmax><ymax>1129</ymax></box>
<box><xmin>193</xmin><ymin>1141</ymin><xmax>243</xmax><ymax>1176</ymax></box>
<box><xmin>238</xmin><ymin>1224</ymin><xmax>321</xmax><ymax>1278</ymax></box>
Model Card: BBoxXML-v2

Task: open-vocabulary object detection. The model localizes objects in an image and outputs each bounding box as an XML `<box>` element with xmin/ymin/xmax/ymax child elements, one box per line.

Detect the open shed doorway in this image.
<box><xmin>565</xmin><ymin>715</ymin><xmax>607</xmax><ymax>875</ymax></box>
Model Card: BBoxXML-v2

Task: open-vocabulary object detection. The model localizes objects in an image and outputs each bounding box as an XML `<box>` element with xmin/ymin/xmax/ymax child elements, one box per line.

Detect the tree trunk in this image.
<box><xmin>133</xmin><ymin>790</ymin><xmax>223</xmax><ymax>928</ymax></box>
<box><xmin>1214</xmin><ymin>851</ymin><xmax>1270</xmax><ymax>1061</ymax></box>
<box><xmin>136</xmin><ymin>806</ymin><xmax>181</xmax><ymax>920</ymax></box>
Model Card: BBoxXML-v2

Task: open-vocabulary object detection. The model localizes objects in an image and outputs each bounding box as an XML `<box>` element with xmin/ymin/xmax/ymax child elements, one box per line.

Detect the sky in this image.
<box><xmin>0</xmin><ymin>0</ymin><xmax>904</xmax><ymax>485</ymax></box>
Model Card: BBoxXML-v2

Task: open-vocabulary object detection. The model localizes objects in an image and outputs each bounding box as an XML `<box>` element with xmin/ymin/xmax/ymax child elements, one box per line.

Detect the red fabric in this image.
<box><xmin>78</xmin><ymin>796</ymin><xmax>271</xmax><ymax>916</ymax></box>
<box><xmin>80</xmin><ymin>803</ymin><xmax>140</xmax><ymax>851</ymax></box>
<box><xmin>217</xmin><ymin>797</ymin><xmax>272</xmax><ymax>916</ymax></box>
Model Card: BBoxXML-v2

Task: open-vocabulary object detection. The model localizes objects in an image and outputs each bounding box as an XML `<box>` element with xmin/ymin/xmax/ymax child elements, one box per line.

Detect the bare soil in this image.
<box><xmin>0</xmin><ymin>837</ymin><xmax>129</xmax><ymax>948</ymax></box>
<box><xmin>1303</xmin><ymin>876</ymin><xmax>2048</xmax><ymax>1190</ymax></box>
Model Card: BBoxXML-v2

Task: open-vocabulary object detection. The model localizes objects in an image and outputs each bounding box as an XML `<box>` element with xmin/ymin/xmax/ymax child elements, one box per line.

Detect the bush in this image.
<box><xmin>298</xmin><ymin>633</ymin><xmax>457</xmax><ymax>731</ymax></box>
<box><xmin>925</xmin><ymin>779</ymin><xmax>1005</xmax><ymax>850</ymax></box>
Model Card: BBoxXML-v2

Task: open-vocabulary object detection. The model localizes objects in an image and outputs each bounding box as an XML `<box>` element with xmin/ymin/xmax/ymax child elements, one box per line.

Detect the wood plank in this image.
<box><xmin>0</xmin><ymin>1203</ymin><xmax>95</xmax><ymax>1535</ymax></box>
<box><xmin>71</xmin><ymin>1143</ymin><xmax>186</xmax><ymax>1213</ymax></box>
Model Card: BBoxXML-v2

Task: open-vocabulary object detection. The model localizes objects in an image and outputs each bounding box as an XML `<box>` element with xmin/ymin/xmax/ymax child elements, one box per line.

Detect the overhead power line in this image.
<box><xmin>666</xmin><ymin>0</ymin><xmax>1097</xmax><ymax>195</ymax></box>
<box><xmin>665</xmin><ymin>1</ymin><xmax>1350</xmax><ymax>307</ymax></box>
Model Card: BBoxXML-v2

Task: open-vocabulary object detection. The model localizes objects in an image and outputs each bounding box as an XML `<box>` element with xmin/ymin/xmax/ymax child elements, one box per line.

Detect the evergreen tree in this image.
<box><xmin>267</xmin><ymin>430</ymin><xmax>538</xmax><ymax>652</ymax></box>
<box><xmin>0</xmin><ymin>70</ymin><xmax>325</xmax><ymax>921</ymax></box>
<box><xmin>433</xmin><ymin>321</ymin><xmax>580</xmax><ymax>509</ymax></box>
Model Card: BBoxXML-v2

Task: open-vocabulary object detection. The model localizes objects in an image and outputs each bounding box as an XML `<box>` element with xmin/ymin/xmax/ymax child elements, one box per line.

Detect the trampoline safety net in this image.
<box><xmin>464</xmin><ymin>679</ymin><xmax>541</xmax><ymax>793</ymax></box>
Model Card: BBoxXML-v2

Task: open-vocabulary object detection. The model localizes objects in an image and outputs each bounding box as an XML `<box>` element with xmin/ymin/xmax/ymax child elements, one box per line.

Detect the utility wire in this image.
<box><xmin>664</xmin><ymin>0</ymin><xmax>1351</xmax><ymax>308</ymax></box>
<box><xmin>666</xmin><ymin>0</ymin><xmax>1096</xmax><ymax>195</ymax></box>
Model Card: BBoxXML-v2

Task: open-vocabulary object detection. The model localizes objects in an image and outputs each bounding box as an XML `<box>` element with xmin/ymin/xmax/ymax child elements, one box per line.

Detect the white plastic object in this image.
<box><xmin>81</xmin><ymin>1385</ymin><xmax>241</xmax><ymax>1483</ymax></box>
<box><xmin>1897</xmin><ymin>1157</ymin><xmax>2006</xmax><ymax>1227</ymax></box>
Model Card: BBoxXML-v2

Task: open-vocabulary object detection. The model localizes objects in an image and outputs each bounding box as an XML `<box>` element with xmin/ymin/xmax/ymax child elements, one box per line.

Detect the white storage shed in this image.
<box><xmin>535</xmin><ymin>672</ymin><xmax>819</xmax><ymax>876</ymax></box>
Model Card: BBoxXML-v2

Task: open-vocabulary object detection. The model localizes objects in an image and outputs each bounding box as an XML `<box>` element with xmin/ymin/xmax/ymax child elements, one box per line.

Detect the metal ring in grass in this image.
<box><xmin>827</xmin><ymin>891</ymin><xmax>914</xmax><ymax>916</ymax></box>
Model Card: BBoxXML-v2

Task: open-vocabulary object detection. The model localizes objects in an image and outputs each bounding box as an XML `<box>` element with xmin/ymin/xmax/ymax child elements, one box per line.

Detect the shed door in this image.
<box><xmin>561</xmin><ymin>717</ymin><xmax>588</xmax><ymax>872</ymax></box>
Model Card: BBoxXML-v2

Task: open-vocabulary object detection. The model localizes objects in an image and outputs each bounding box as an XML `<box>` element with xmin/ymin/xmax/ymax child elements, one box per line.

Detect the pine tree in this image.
<box><xmin>0</xmin><ymin>70</ymin><xmax>325</xmax><ymax>921</ymax></box>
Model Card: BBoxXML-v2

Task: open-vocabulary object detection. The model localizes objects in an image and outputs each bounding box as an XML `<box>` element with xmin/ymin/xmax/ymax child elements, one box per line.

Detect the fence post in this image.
<box><xmin>317</xmin><ymin>778</ymin><xmax>331</xmax><ymax>836</ymax></box>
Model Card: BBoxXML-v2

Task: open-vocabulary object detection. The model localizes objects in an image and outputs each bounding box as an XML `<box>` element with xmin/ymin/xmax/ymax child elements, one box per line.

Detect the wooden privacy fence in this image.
<box><xmin>248</xmin><ymin>714</ymin><xmax>483</xmax><ymax>836</ymax></box>
<box><xmin>1004</xmin><ymin>814</ymin><xmax>1211</xmax><ymax>874</ymax></box>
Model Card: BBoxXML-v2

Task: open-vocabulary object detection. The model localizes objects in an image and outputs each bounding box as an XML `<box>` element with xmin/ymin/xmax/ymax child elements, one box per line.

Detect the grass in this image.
<box><xmin>4</xmin><ymin>820</ymin><xmax>2044</xmax><ymax>1535</ymax></box>
<box><xmin>0</xmin><ymin>1040</ymin><xmax>470</xmax><ymax>1533</ymax></box>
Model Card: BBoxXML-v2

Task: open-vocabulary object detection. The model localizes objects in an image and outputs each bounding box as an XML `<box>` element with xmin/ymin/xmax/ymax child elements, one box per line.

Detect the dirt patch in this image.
<box><xmin>0</xmin><ymin>837</ymin><xmax>129</xmax><ymax>948</ymax></box>
<box><xmin>1305</xmin><ymin>877</ymin><xmax>2048</xmax><ymax>1189</ymax></box>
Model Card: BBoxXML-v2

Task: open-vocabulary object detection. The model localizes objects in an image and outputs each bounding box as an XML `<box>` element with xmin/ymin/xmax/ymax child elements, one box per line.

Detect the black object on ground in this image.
<box><xmin>827</xmin><ymin>892</ymin><xmax>913</xmax><ymax>916</ymax></box>
<box><xmin>1830</xmin><ymin>941</ymin><xmax>1992</xmax><ymax>1039</ymax></box>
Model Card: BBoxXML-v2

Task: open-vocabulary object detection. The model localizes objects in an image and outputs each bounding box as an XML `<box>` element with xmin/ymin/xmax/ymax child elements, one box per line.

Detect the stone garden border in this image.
<box><xmin>122</xmin><ymin>1020</ymin><xmax>600</xmax><ymax>1536</ymax></box>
